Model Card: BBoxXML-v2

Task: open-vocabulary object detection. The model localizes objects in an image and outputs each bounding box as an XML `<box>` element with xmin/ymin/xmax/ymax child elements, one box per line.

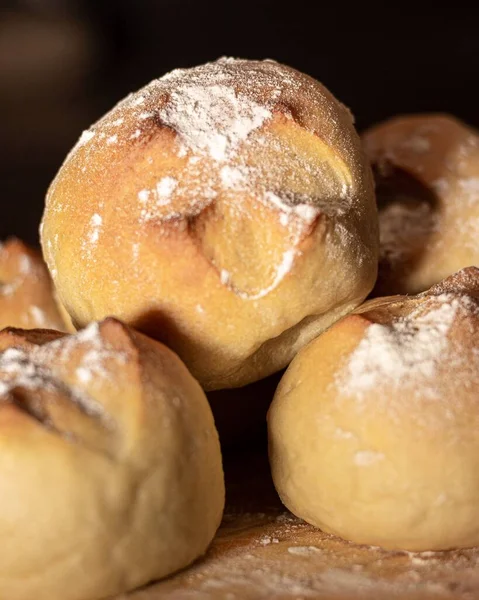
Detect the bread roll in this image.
<box><xmin>41</xmin><ymin>57</ymin><xmax>378</xmax><ymax>390</ymax></box>
<box><xmin>268</xmin><ymin>267</ymin><xmax>479</xmax><ymax>551</ymax></box>
<box><xmin>0</xmin><ymin>318</ymin><xmax>224</xmax><ymax>600</ymax></box>
<box><xmin>363</xmin><ymin>114</ymin><xmax>479</xmax><ymax>295</ymax></box>
<box><xmin>0</xmin><ymin>238</ymin><xmax>68</xmax><ymax>331</ymax></box>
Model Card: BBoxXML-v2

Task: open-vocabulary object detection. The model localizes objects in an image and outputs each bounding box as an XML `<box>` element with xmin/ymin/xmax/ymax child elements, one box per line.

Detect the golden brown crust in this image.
<box><xmin>0</xmin><ymin>238</ymin><xmax>68</xmax><ymax>331</ymax></box>
<box><xmin>0</xmin><ymin>318</ymin><xmax>224</xmax><ymax>600</ymax></box>
<box><xmin>41</xmin><ymin>58</ymin><xmax>378</xmax><ymax>390</ymax></box>
<box><xmin>363</xmin><ymin>114</ymin><xmax>479</xmax><ymax>296</ymax></box>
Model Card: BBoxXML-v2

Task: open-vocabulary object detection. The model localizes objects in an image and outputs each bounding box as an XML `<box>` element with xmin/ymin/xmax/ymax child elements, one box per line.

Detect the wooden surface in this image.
<box><xmin>120</xmin><ymin>445</ymin><xmax>479</xmax><ymax>600</ymax></box>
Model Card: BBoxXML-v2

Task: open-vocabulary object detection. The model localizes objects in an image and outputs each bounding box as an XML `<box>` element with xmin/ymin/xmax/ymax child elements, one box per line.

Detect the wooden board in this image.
<box><xmin>121</xmin><ymin>445</ymin><xmax>479</xmax><ymax>600</ymax></box>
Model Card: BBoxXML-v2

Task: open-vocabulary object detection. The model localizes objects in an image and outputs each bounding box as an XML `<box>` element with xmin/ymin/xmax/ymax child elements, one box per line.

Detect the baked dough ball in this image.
<box><xmin>268</xmin><ymin>267</ymin><xmax>479</xmax><ymax>551</ymax></box>
<box><xmin>0</xmin><ymin>238</ymin><xmax>68</xmax><ymax>331</ymax></box>
<box><xmin>41</xmin><ymin>57</ymin><xmax>378</xmax><ymax>390</ymax></box>
<box><xmin>363</xmin><ymin>114</ymin><xmax>479</xmax><ymax>295</ymax></box>
<box><xmin>0</xmin><ymin>318</ymin><xmax>224</xmax><ymax>600</ymax></box>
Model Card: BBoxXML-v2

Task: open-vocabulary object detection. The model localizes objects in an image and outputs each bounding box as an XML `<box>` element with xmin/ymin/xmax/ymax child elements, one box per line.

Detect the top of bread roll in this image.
<box><xmin>42</xmin><ymin>58</ymin><xmax>377</xmax><ymax>390</ymax></box>
<box><xmin>57</xmin><ymin>57</ymin><xmax>365</xmax><ymax>235</ymax></box>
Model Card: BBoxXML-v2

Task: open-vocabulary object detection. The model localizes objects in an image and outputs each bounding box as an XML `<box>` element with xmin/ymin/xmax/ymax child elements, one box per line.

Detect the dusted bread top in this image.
<box><xmin>41</xmin><ymin>58</ymin><xmax>378</xmax><ymax>390</ymax></box>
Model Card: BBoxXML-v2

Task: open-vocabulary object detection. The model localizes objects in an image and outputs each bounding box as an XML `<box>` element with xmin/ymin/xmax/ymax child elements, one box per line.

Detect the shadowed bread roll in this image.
<box><xmin>0</xmin><ymin>318</ymin><xmax>224</xmax><ymax>600</ymax></box>
<box><xmin>41</xmin><ymin>57</ymin><xmax>378</xmax><ymax>390</ymax></box>
<box><xmin>363</xmin><ymin>114</ymin><xmax>479</xmax><ymax>295</ymax></box>
<box><xmin>268</xmin><ymin>267</ymin><xmax>479</xmax><ymax>551</ymax></box>
<box><xmin>0</xmin><ymin>238</ymin><xmax>68</xmax><ymax>331</ymax></box>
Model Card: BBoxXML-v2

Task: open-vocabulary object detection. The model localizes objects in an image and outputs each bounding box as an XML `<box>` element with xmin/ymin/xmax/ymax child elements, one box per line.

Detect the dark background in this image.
<box><xmin>1</xmin><ymin>1</ymin><xmax>478</xmax><ymax>246</ymax></box>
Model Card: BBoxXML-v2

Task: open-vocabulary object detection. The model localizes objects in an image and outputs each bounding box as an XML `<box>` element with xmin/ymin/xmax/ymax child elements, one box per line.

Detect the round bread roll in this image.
<box><xmin>268</xmin><ymin>267</ymin><xmax>479</xmax><ymax>551</ymax></box>
<box><xmin>41</xmin><ymin>57</ymin><xmax>378</xmax><ymax>390</ymax></box>
<box><xmin>0</xmin><ymin>318</ymin><xmax>224</xmax><ymax>600</ymax></box>
<box><xmin>363</xmin><ymin>114</ymin><xmax>479</xmax><ymax>296</ymax></box>
<box><xmin>0</xmin><ymin>238</ymin><xmax>68</xmax><ymax>331</ymax></box>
